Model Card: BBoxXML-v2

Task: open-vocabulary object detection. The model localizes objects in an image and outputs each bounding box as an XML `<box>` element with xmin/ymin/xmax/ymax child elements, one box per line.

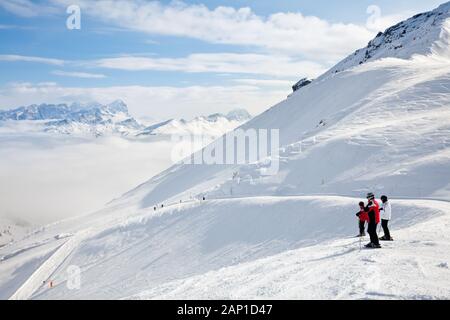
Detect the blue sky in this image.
<box><xmin>0</xmin><ymin>0</ymin><xmax>446</xmax><ymax>119</ymax></box>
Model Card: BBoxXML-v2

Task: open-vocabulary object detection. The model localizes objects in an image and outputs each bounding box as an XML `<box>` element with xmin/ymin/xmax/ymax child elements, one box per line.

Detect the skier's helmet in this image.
<box><xmin>366</xmin><ymin>192</ymin><xmax>375</xmax><ymax>200</ymax></box>
<box><xmin>381</xmin><ymin>195</ymin><xmax>388</xmax><ymax>202</ymax></box>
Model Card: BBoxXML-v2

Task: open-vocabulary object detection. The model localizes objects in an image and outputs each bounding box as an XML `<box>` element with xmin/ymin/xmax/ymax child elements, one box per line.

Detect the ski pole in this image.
<box><xmin>357</xmin><ymin>219</ymin><xmax>362</xmax><ymax>251</ymax></box>
<box><xmin>359</xmin><ymin>232</ymin><xmax>362</xmax><ymax>251</ymax></box>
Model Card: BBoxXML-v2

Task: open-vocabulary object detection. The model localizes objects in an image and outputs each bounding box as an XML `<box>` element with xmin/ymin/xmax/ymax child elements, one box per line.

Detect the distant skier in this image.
<box><xmin>379</xmin><ymin>195</ymin><xmax>393</xmax><ymax>241</ymax></box>
<box><xmin>356</xmin><ymin>201</ymin><xmax>368</xmax><ymax>237</ymax></box>
<box><xmin>365</xmin><ymin>192</ymin><xmax>381</xmax><ymax>249</ymax></box>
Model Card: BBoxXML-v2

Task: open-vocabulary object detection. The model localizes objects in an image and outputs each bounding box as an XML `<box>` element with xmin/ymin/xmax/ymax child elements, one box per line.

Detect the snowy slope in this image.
<box><xmin>1</xmin><ymin>196</ymin><xmax>449</xmax><ymax>300</ymax></box>
<box><xmin>0</xmin><ymin>218</ymin><xmax>32</xmax><ymax>248</ymax></box>
<box><xmin>127</xmin><ymin>199</ymin><xmax>450</xmax><ymax>300</ymax></box>
<box><xmin>2</xmin><ymin>196</ymin><xmax>449</xmax><ymax>300</ymax></box>
<box><xmin>1</xmin><ymin>3</ymin><xmax>450</xmax><ymax>300</ymax></box>
<box><xmin>118</xmin><ymin>58</ymin><xmax>450</xmax><ymax>208</ymax></box>
<box><xmin>100</xmin><ymin>4</ymin><xmax>450</xmax><ymax>209</ymax></box>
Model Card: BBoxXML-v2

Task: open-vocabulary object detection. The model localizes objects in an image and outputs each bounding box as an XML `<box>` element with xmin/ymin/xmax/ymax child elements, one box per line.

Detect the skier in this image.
<box><xmin>379</xmin><ymin>195</ymin><xmax>393</xmax><ymax>241</ymax></box>
<box><xmin>365</xmin><ymin>192</ymin><xmax>381</xmax><ymax>249</ymax></box>
<box><xmin>355</xmin><ymin>201</ymin><xmax>368</xmax><ymax>237</ymax></box>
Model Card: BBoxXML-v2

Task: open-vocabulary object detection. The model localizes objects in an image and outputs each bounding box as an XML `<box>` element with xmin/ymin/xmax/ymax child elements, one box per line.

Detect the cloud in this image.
<box><xmin>95</xmin><ymin>53</ymin><xmax>326</xmax><ymax>78</ymax></box>
<box><xmin>232</xmin><ymin>79</ymin><xmax>295</xmax><ymax>87</ymax></box>
<box><xmin>51</xmin><ymin>0</ymin><xmax>375</xmax><ymax>62</ymax></box>
<box><xmin>144</xmin><ymin>39</ymin><xmax>160</xmax><ymax>45</ymax></box>
<box><xmin>0</xmin><ymin>52</ymin><xmax>324</xmax><ymax>79</ymax></box>
<box><xmin>366</xmin><ymin>5</ymin><xmax>413</xmax><ymax>33</ymax></box>
<box><xmin>0</xmin><ymin>82</ymin><xmax>289</xmax><ymax>119</ymax></box>
<box><xmin>0</xmin><ymin>133</ymin><xmax>183</xmax><ymax>224</ymax></box>
<box><xmin>0</xmin><ymin>0</ymin><xmax>58</xmax><ymax>17</ymax></box>
<box><xmin>2</xmin><ymin>1</ymin><xmax>416</xmax><ymax>81</ymax></box>
<box><xmin>52</xmin><ymin>70</ymin><xmax>106</xmax><ymax>79</ymax></box>
<box><xmin>0</xmin><ymin>24</ymin><xmax>37</xmax><ymax>30</ymax></box>
<box><xmin>0</xmin><ymin>54</ymin><xmax>65</xmax><ymax>65</ymax></box>
<box><xmin>0</xmin><ymin>24</ymin><xmax>15</xmax><ymax>29</ymax></box>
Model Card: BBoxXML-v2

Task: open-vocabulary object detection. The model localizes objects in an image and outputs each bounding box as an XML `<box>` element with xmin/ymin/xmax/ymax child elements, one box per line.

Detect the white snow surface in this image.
<box><xmin>1</xmin><ymin>3</ymin><xmax>450</xmax><ymax>300</ymax></box>
<box><xmin>127</xmin><ymin>199</ymin><xmax>450</xmax><ymax>300</ymax></box>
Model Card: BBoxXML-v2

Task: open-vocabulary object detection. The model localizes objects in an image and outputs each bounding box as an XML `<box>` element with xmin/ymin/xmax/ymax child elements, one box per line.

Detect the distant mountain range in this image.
<box><xmin>138</xmin><ymin>109</ymin><xmax>252</xmax><ymax>137</ymax></box>
<box><xmin>0</xmin><ymin>101</ymin><xmax>252</xmax><ymax>137</ymax></box>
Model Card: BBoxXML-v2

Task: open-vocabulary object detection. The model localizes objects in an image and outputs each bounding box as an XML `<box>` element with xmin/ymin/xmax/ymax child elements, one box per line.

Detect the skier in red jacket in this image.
<box><xmin>356</xmin><ymin>201</ymin><xmax>368</xmax><ymax>237</ymax></box>
<box><xmin>364</xmin><ymin>192</ymin><xmax>381</xmax><ymax>249</ymax></box>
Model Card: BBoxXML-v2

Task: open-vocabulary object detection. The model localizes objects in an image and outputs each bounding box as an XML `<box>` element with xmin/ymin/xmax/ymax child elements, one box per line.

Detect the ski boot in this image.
<box><xmin>365</xmin><ymin>243</ymin><xmax>382</xmax><ymax>249</ymax></box>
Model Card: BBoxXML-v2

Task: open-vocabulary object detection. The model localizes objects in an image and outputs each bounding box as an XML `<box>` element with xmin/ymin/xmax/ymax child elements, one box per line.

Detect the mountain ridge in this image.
<box><xmin>0</xmin><ymin>101</ymin><xmax>252</xmax><ymax>137</ymax></box>
<box><xmin>132</xmin><ymin>109</ymin><xmax>252</xmax><ymax>137</ymax></box>
<box><xmin>320</xmin><ymin>2</ymin><xmax>450</xmax><ymax>79</ymax></box>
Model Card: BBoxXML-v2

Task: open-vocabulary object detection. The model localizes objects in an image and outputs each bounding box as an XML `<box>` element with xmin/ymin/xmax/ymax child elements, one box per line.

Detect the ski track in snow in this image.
<box><xmin>8</xmin><ymin>230</ymin><xmax>90</xmax><ymax>300</ymax></box>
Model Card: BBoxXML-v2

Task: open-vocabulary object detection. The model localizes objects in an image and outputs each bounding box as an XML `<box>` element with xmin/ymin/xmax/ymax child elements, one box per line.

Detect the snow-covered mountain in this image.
<box><xmin>0</xmin><ymin>100</ymin><xmax>126</xmax><ymax>122</ymax></box>
<box><xmin>122</xmin><ymin>2</ymin><xmax>450</xmax><ymax>204</ymax></box>
<box><xmin>325</xmin><ymin>2</ymin><xmax>450</xmax><ymax>77</ymax></box>
<box><xmin>0</xmin><ymin>100</ymin><xmax>142</xmax><ymax>136</ymax></box>
<box><xmin>0</xmin><ymin>102</ymin><xmax>251</xmax><ymax>138</ymax></box>
<box><xmin>1</xmin><ymin>3</ymin><xmax>450</xmax><ymax>300</ymax></box>
<box><xmin>138</xmin><ymin>109</ymin><xmax>252</xmax><ymax>137</ymax></box>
